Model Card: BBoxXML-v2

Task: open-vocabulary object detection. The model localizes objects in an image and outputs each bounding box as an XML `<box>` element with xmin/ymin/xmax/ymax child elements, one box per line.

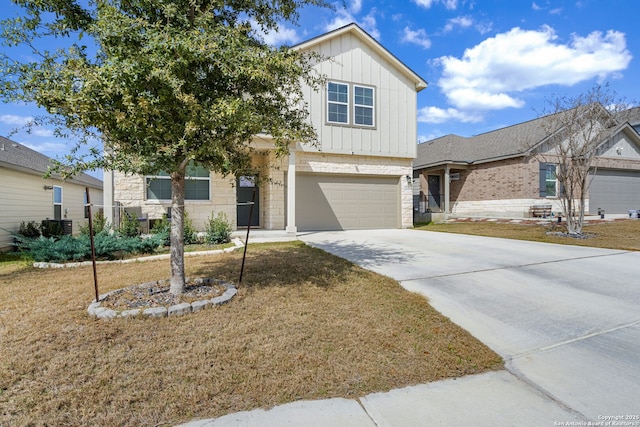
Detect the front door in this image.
<box><xmin>237</xmin><ymin>176</ymin><xmax>259</xmax><ymax>227</ymax></box>
<box><xmin>427</xmin><ymin>175</ymin><xmax>441</xmax><ymax>211</ymax></box>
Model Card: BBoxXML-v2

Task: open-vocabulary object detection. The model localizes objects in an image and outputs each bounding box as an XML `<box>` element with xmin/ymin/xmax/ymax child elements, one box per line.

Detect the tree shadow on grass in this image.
<box><xmin>189</xmin><ymin>241</ymin><xmax>359</xmax><ymax>290</ymax></box>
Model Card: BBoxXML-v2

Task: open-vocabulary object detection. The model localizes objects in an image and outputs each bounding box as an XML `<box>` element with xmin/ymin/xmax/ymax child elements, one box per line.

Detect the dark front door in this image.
<box><xmin>237</xmin><ymin>176</ymin><xmax>259</xmax><ymax>227</ymax></box>
<box><xmin>427</xmin><ymin>175</ymin><xmax>441</xmax><ymax>211</ymax></box>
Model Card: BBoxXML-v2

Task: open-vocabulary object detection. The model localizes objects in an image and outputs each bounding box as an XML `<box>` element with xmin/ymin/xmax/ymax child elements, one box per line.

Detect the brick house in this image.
<box><xmin>104</xmin><ymin>23</ymin><xmax>427</xmax><ymax>233</ymax></box>
<box><xmin>414</xmin><ymin>106</ymin><xmax>640</xmax><ymax>218</ymax></box>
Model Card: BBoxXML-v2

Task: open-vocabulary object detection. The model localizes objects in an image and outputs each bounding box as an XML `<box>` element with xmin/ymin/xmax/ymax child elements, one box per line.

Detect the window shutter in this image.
<box><xmin>539</xmin><ymin>163</ymin><xmax>548</xmax><ymax>197</ymax></box>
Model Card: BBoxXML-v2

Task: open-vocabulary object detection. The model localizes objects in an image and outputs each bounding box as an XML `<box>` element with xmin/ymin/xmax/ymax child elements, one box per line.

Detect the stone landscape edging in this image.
<box><xmin>87</xmin><ymin>277</ymin><xmax>238</xmax><ymax>320</ymax></box>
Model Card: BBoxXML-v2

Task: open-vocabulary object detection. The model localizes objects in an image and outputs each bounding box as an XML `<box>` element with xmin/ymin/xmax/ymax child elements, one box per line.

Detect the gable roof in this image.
<box><xmin>0</xmin><ymin>135</ymin><xmax>103</xmax><ymax>189</ymax></box>
<box><xmin>293</xmin><ymin>23</ymin><xmax>428</xmax><ymax>92</ymax></box>
<box><xmin>415</xmin><ymin>105</ymin><xmax>640</xmax><ymax>170</ymax></box>
<box><xmin>415</xmin><ymin>115</ymin><xmax>551</xmax><ymax>169</ymax></box>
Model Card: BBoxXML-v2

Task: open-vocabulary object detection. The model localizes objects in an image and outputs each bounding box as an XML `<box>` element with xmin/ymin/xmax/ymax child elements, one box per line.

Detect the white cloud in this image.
<box><xmin>532</xmin><ymin>2</ymin><xmax>542</xmax><ymax>11</ymax></box>
<box><xmin>324</xmin><ymin>6</ymin><xmax>380</xmax><ymax>40</ymax></box>
<box><xmin>413</xmin><ymin>0</ymin><xmax>458</xmax><ymax>9</ymax></box>
<box><xmin>417</xmin><ymin>106</ymin><xmax>483</xmax><ymax>124</ymax></box>
<box><xmin>32</xmin><ymin>128</ymin><xmax>54</xmax><ymax>137</ymax></box>
<box><xmin>443</xmin><ymin>16</ymin><xmax>473</xmax><ymax>33</ymax></box>
<box><xmin>251</xmin><ymin>20</ymin><xmax>301</xmax><ymax>46</ymax></box>
<box><xmin>0</xmin><ymin>114</ymin><xmax>33</xmax><ymax>126</ymax></box>
<box><xmin>22</xmin><ymin>141</ymin><xmax>68</xmax><ymax>154</ymax></box>
<box><xmin>401</xmin><ymin>27</ymin><xmax>431</xmax><ymax>49</ymax></box>
<box><xmin>262</xmin><ymin>26</ymin><xmax>301</xmax><ymax>46</ymax></box>
<box><xmin>436</xmin><ymin>26</ymin><xmax>633</xmax><ymax>111</ymax></box>
<box><xmin>349</xmin><ymin>0</ymin><xmax>363</xmax><ymax>14</ymax></box>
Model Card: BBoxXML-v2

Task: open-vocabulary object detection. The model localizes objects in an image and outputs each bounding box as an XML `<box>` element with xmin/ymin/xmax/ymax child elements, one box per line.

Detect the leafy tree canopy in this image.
<box><xmin>1</xmin><ymin>0</ymin><xmax>329</xmax><ymax>177</ymax></box>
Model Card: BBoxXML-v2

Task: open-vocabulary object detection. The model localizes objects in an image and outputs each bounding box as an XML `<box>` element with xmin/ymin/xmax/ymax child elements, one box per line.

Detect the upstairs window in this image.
<box><xmin>327</xmin><ymin>81</ymin><xmax>375</xmax><ymax>127</ymax></box>
<box><xmin>327</xmin><ymin>82</ymin><xmax>349</xmax><ymax>124</ymax></box>
<box><xmin>354</xmin><ymin>86</ymin><xmax>374</xmax><ymax>126</ymax></box>
<box><xmin>146</xmin><ymin>162</ymin><xmax>210</xmax><ymax>201</ymax></box>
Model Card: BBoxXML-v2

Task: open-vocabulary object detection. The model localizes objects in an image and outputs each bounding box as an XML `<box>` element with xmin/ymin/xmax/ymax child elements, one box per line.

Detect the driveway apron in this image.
<box><xmin>300</xmin><ymin>229</ymin><xmax>640</xmax><ymax>425</ymax></box>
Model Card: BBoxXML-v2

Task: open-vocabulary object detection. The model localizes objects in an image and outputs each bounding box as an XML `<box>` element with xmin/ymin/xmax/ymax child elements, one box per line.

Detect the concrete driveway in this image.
<box><xmin>300</xmin><ymin>229</ymin><xmax>640</xmax><ymax>425</ymax></box>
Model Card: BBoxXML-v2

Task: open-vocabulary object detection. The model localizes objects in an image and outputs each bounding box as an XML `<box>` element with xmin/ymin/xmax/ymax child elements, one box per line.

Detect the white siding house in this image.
<box><xmin>106</xmin><ymin>23</ymin><xmax>427</xmax><ymax>233</ymax></box>
<box><xmin>0</xmin><ymin>136</ymin><xmax>103</xmax><ymax>251</ymax></box>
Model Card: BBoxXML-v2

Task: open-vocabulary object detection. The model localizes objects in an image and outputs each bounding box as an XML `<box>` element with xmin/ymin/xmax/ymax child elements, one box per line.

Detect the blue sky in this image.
<box><xmin>1</xmin><ymin>0</ymin><xmax>638</xmax><ymax>174</ymax></box>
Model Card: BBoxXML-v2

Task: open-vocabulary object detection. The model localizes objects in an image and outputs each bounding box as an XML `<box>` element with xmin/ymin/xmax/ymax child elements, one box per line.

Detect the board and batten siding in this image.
<box><xmin>300</xmin><ymin>32</ymin><xmax>418</xmax><ymax>159</ymax></box>
<box><xmin>0</xmin><ymin>168</ymin><xmax>103</xmax><ymax>251</ymax></box>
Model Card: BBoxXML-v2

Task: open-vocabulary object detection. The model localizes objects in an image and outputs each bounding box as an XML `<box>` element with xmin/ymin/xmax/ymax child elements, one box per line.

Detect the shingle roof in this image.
<box><xmin>415</xmin><ymin>114</ymin><xmax>551</xmax><ymax>168</ymax></box>
<box><xmin>0</xmin><ymin>135</ymin><xmax>102</xmax><ymax>189</ymax></box>
<box><xmin>415</xmin><ymin>105</ymin><xmax>638</xmax><ymax>169</ymax></box>
<box><xmin>618</xmin><ymin>106</ymin><xmax>640</xmax><ymax>126</ymax></box>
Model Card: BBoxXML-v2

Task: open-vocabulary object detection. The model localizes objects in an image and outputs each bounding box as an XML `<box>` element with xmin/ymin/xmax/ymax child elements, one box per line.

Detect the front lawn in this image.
<box><xmin>415</xmin><ymin>218</ymin><xmax>640</xmax><ymax>251</ymax></box>
<box><xmin>0</xmin><ymin>241</ymin><xmax>502</xmax><ymax>426</ymax></box>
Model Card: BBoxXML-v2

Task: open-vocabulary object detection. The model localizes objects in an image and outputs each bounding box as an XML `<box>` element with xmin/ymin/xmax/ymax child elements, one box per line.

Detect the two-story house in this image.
<box><xmin>104</xmin><ymin>23</ymin><xmax>427</xmax><ymax>233</ymax></box>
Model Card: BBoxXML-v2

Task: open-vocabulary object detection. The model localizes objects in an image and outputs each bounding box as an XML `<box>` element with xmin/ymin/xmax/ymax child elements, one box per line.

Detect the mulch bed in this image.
<box><xmin>99</xmin><ymin>279</ymin><xmax>227</xmax><ymax>310</ymax></box>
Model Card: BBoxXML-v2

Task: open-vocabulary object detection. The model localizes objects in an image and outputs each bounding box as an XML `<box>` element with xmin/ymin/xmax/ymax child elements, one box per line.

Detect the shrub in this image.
<box><xmin>119</xmin><ymin>211</ymin><xmax>140</xmax><ymax>237</ymax></box>
<box><xmin>40</xmin><ymin>220</ymin><xmax>64</xmax><ymax>238</ymax></box>
<box><xmin>205</xmin><ymin>212</ymin><xmax>232</xmax><ymax>244</ymax></box>
<box><xmin>18</xmin><ymin>221</ymin><xmax>41</xmax><ymax>238</ymax></box>
<box><xmin>150</xmin><ymin>212</ymin><xmax>198</xmax><ymax>245</ymax></box>
<box><xmin>15</xmin><ymin>231</ymin><xmax>165</xmax><ymax>262</ymax></box>
<box><xmin>151</xmin><ymin>215</ymin><xmax>170</xmax><ymax>245</ymax></box>
<box><xmin>79</xmin><ymin>211</ymin><xmax>109</xmax><ymax>236</ymax></box>
<box><xmin>183</xmin><ymin>211</ymin><xmax>198</xmax><ymax>245</ymax></box>
<box><xmin>16</xmin><ymin>234</ymin><xmax>85</xmax><ymax>262</ymax></box>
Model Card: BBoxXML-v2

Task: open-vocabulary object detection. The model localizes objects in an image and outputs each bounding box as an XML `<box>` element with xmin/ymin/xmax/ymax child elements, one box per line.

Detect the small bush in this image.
<box><xmin>79</xmin><ymin>211</ymin><xmax>109</xmax><ymax>236</ymax></box>
<box><xmin>205</xmin><ymin>212</ymin><xmax>232</xmax><ymax>244</ymax></box>
<box><xmin>15</xmin><ymin>231</ymin><xmax>165</xmax><ymax>262</ymax></box>
<box><xmin>119</xmin><ymin>211</ymin><xmax>141</xmax><ymax>237</ymax></box>
<box><xmin>16</xmin><ymin>234</ymin><xmax>85</xmax><ymax>262</ymax></box>
<box><xmin>41</xmin><ymin>220</ymin><xmax>64</xmax><ymax>238</ymax></box>
<box><xmin>183</xmin><ymin>211</ymin><xmax>198</xmax><ymax>245</ymax></box>
<box><xmin>18</xmin><ymin>221</ymin><xmax>41</xmax><ymax>238</ymax></box>
<box><xmin>150</xmin><ymin>212</ymin><xmax>198</xmax><ymax>245</ymax></box>
<box><xmin>151</xmin><ymin>215</ymin><xmax>170</xmax><ymax>245</ymax></box>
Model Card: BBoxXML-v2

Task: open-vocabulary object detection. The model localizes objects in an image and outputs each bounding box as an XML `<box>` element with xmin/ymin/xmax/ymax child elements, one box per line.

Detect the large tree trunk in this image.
<box><xmin>169</xmin><ymin>168</ymin><xmax>186</xmax><ymax>295</ymax></box>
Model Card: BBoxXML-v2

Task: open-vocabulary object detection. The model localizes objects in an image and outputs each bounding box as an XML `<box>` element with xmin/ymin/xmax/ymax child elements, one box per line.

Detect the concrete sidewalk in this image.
<box><xmin>179</xmin><ymin>228</ymin><xmax>640</xmax><ymax>426</ymax></box>
<box><xmin>179</xmin><ymin>370</ymin><xmax>582</xmax><ymax>426</ymax></box>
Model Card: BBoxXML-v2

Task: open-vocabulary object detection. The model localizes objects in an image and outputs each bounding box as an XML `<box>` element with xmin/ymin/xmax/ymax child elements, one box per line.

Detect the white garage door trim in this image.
<box><xmin>296</xmin><ymin>174</ymin><xmax>400</xmax><ymax>231</ymax></box>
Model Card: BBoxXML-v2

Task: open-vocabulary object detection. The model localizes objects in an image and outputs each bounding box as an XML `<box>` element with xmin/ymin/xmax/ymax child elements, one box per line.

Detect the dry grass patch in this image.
<box><xmin>416</xmin><ymin>219</ymin><xmax>640</xmax><ymax>251</ymax></box>
<box><xmin>0</xmin><ymin>241</ymin><xmax>502</xmax><ymax>426</ymax></box>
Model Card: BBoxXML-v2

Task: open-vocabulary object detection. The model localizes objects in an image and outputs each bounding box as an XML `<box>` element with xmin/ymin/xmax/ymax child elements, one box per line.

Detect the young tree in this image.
<box><xmin>1</xmin><ymin>0</ymin><xmax>328</xmax><ymax>295</ymax></box>
<box><xmin>535</xmin><ymin>84</ymin><xmax>629</xmax><ymax>235</ymax></box>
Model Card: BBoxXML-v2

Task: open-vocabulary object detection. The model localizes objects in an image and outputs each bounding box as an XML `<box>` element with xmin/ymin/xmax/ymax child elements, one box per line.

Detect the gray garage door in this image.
<box><xmin>589</xmin><ymin>169</ymin><xmax>640</xmax><ymax>214</ymax></box>
<box><xmin>296</xmin><ymin>174</ymin><xmax>399</xmax><ymax>231</ymax></box>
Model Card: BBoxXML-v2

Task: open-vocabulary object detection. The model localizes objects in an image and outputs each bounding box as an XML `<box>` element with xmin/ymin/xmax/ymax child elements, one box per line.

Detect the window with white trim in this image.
<box><xmin>354</xmin><ymin>85</ymin><xmax>374</xmax><ymax>126</ymax></box>
<box><xmin>53</xmin><ymin>186</ymin><xmax>63</xmax><ymax>220</ymax></box>
<box><xmin>327</xmin><ymin>82</ymin><xmax>349</xmax><ymax>124</ymax></box>
<box><xmin>146</xmin><ymin>162</ymin><xmax>210</xmax><ymax>201</ymax></box>
<box><xmin>327</xmin><ymin>81</ymin><xmax>375</xmax><ymax>127</ymax></box>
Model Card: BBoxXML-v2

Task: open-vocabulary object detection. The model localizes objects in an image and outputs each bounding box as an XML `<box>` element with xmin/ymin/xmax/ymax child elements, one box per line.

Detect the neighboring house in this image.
<box><xmin>105</xmin><ymin>23</ymin><xmax>427</xmax><ymax>233</ymax></box>
<box><xmin>0</xmin><ymin>136</ymin><xmax>104</xmax><ymax>251</ymax></box>
<box><xmin>413</xmin><ymin>106</ymin><xmax>640</xmax><ymax>218</ymax></box>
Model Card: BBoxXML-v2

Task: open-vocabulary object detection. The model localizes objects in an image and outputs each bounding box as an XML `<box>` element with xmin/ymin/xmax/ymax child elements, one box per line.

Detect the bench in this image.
<box><xmin>529</xmin><ymin>204</ymin><xmax>552</xmax><ymax>218</ymax></box>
